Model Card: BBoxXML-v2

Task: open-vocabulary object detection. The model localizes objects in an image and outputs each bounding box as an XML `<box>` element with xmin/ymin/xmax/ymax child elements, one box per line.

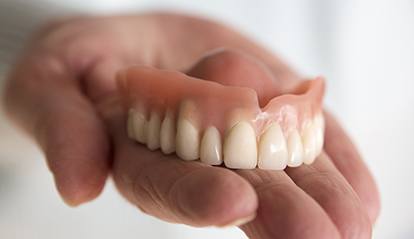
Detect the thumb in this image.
<box><xmin>3</xmin><ymin>54</ymin><xmax>110</xmax><ymax>206</ymax></box>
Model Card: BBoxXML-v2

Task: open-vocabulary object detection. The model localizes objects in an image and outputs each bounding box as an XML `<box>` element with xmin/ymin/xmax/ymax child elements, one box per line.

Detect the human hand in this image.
<box><xmin>3</xmin><ymin>13</ymin><xmax>380</xmax><ymax>239</ymax></box>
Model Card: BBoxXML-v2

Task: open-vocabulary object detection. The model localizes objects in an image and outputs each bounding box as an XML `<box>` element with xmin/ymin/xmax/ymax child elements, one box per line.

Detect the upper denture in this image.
<box><xmin>118</xmin><ymin>65</ymin><xmax>325</xmax><ymax>170</ymax></box>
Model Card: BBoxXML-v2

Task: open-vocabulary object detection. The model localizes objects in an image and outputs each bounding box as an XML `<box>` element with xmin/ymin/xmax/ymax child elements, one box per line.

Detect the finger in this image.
<box><xmin>156</xmin><ymin>14</ymin><xmax>300</xmax><ymax>84</ymax></box>
<box><xmin>187</xmin><ymin>48</ymin><xmax>296</xmax><ymax>98</ymax></box>
<box><xmin>285</xmin><ymin>153</ymin><xmax>372</xmax><ymax>238</ymax></box>
<box><xmin>184</xmin><ymin>49</ymin><xmax>365</xmax><ymax>238</ymax></box>
<box><xmin>237</xmin><ymin>169</ymin><xmax>340</xmax><ymax>239</ymax></box>
<box><xmin>3</xmin><ymin>55</ymin><xmax>110</xmax><ymax>206</ymax></box>
<box><xmin>103</xmin><ymin>108</ymin><xmax>258</xmax><ymax>227</ymax></box>
<box><xmin>324</xmin><ymin>112</ymin><xmax>381</xmax><ymax>223</ymax></box>
<box><xmin>84</xmin><ymin>51</ymin><xmax>261</xmax><ymax>226</ymax></box>
<box><xmin>186</xmin><ymin>49</ymin><xmax>340</xmax><ymax>237</ymax></box>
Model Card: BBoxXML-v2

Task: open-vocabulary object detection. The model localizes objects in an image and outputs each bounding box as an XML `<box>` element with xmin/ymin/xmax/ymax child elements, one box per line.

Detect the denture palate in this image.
<box><xmin>119</xmin><ymin>66</ymin><xmax>325</xmax><ymax>170</ymax></box>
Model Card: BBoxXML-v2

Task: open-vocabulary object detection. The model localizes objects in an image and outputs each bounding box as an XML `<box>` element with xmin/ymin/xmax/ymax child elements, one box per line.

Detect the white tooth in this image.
<box><xmin>314</xmin><ymin>113</ymin><xmax>325</xmax><ymax>157</ymax></box>
<box><xmin>160</xmin><ymin>110</ymin><xmax>176</xmax><ymax>154</ymax></box>
<box><xmin>176</xmin><ymin>118</ymin><xmax>200</xmax><ymax>160</ymax></box>
<box><xmin>176</xmin><ymin>101</ymin><xmax>200</xmax><ymax>160</ymax></box>
<box><xmin>146</xmin><ymin>111</ymin><xmax>162</xmax><ymax>150</ymax></box>
<box><xmin>200</xmin><ymin>126</ymin><xmax>223</xmax><ymax>165</ymax></box>
<box><xmin>287</xmin><ymin>129</ymin><xmax>304</xmax><ymax>167</ymax></box>
<box><xmin>223</xmin><ymin>121</ymin><xmax>257</xmax><ymax>169</ymax></box>
<box><xmin>127</xmin><ymin>109</ymin><xmax>135</xmax><ymax>139</ymax></box>
<box><xmin>130</xmin><ymin>109</ymin><xmax>147</xmax><ymax>144</ymax></box>
<box><xmin>302</xmin><ymin>123</ymin><xmax>317</xmax><ymax>165</ymax></box>
<box><xmin>315</xmin><ymin>113</ymin><xmax>325</xmax><ymax>129</ymax></box>
<box><xmin>258</xmin><ymin>123</ymin><xmax>288</xmax><ymax>170</ymax></box>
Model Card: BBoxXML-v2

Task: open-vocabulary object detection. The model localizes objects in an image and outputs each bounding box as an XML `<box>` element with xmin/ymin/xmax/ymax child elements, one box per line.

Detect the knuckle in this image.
<box><xmin>203</xmin><ymin>48</ymin><xmax>249</xmax><ymax>70</ymax></box>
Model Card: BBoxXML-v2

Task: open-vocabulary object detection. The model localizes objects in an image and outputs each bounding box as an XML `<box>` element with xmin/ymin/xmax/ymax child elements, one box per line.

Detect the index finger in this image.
<box><xmin>3</xmin><ymin>54</ymin><xmax>110</xmax><ymax>206</ymax></box>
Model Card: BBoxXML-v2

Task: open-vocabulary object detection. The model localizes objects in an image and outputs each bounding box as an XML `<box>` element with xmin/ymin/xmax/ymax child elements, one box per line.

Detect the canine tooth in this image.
<box><xmin>160</xmin><ymin>110</ymin><xmax>176</xmax><ymax>154</ymax></box>
<box><xmin>258</xmin><ymin>123</ymin><xmax>288</xmax><ymax>170</ymax></box>
<box><xmin>200</xmin><ymin>126</ymin><xmax>223</xmax><ymax>165</ymax></box>
<box><xmin>287</xmin><ymin>129</ymin><xmax>304</xmax><ymax>167</ymax></box>
<box><xmin>176</xmin><ymin>118</ymin><xmax>200</xmax><ymax>160</ymax></box>
<box><xmin>302</xmin><ymin>123</ymin><xmax>317</xmax><ymax>165</ymax></box>
<box><xmin>146</xmin><ymin>111</ymin><xmax>161</xmax><ymax>150</ymax></box>
<box><xmin>176</xmin><ymin>101</ymin><xmax>200</xmax><ymax>160</ymax></box>
<box><xmin>223</xmin><ymin>121</ymin><xmax>257</xmax><ymax>169</ymax></box>
<box><xmin>130</xmin><ymin>109</ymin><xmax>147</xmax><ymax>143</ymax></box>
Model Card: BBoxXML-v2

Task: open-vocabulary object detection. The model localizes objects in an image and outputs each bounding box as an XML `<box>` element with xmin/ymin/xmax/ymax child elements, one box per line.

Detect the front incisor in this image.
<box><xmin>258</xmin><ymin>123</ymin><xmax>288</xmax><ymax>170</ymax></box>
<box><xmin>200</xmin><ymin>126</ymin><xmax>223</xmax><ymax>165</ymax></box>
<box><xmin>287</xmin><ymin>129</ymin><xmax>304</xmax><ymax>167</ymax></box>
<box><xmin>223</xmin><ymin>121</ymin><xmax>257</xmax><ymax>169</ymax></box>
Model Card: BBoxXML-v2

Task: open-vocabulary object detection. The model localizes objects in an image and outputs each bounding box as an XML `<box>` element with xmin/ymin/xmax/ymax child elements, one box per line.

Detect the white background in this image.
<box><xmin>0</xmin><ymin>0</ymin><xmax>413</xmax><ymax>238</ymax></box>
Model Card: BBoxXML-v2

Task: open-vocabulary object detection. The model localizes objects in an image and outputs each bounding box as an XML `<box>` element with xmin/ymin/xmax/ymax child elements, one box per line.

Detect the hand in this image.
<box><xmin>3</xmin><ymin>13</ymin><xmax>380</xmax><ymax>239</ymax></box>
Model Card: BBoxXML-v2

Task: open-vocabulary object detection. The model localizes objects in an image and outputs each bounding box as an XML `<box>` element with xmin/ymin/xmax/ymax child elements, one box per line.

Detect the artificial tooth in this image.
<box><xmin>223</xmin><ymin>121</ymin><xmax>257</xmax><ymax>169</ymax></box>
<box><xmin>146</xmin><ymin>111</ymin><xmax>161</xmax><ymax>150</ymax></box>
<box><xmin>160</xmin><ymin>110</ymin><xmax>176</xmax><ymax>154</ymax></box>
<box><xmin>176</xmin><ymin>101</ymin><xmax>200</xmax><ymax>160</ymax></box>
<box><xmin>200</xmin><ymin>126</ymin><xmax>223</xmax><ymax>165</ymax></box>
<box><xmin>287</xmin><ymin>129</ymin><xmax>304</xmax><ymax>167</ymax></box>
<box><xmin>258</xmin><ymin>123</ymin><xmax>288</xmax><ymax>170</ymax></box>
<box><xmin>314</xmin><ymin>112</ymin><xmax>325</xmax><ymax>129</ymax></box>
<box><xmin>127</xmin><ymin>109</ymin><xmax>135</xmax><ymax>139</ymax></box>
<box><xmin>130</xmin><ymin>108</ymin><xmax>147</xmax><ymax>144</ymax></box>
<box><xmin>314</xmin><ymin>113</ymin><xmax>325</xmax><ymax>156</ymax></box>
<box><xmin>176</xmin><ymin>118</ymin><xmax>200</xmax><ymax>160</ymax></box>
<box><xmin>302</xmin><ymin>123</ymin><xmax>317</xmax><ymax>165</ymax></box>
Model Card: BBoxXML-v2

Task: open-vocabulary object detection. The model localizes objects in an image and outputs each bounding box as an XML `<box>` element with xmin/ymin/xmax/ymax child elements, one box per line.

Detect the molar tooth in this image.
<box><xmin>127</xmin><ymin>109</ymin><xmax>135</xmax><ymax>139</ymax></box>
<box><xmin>287</xmin><ymin>129</ymin><xmax>304</xmax><ymax>167</ymax></box>
<box><xmin>200</xmin><ymin>126</ymin><xmax>223</xmax><ymax>165</ymax></box>
<box><xmin>130</xmin><ymin>108</ymin><xmax>147</xmax><ymax>143</ymax></box>
<box><xmin>258</xmin><ymin>123</ymin><xmax>288</xmax><ymax>170</ymax></box>
<box><xmin>314</xmin><ymin>113</ymin><xmax>325</xmax><ymax>156</ymax></box>
<box><xmin>314</xmin><ymin>113</ymin><xmax>325</xmax><ymax>129</ymax></box>
<box><xmin>302</xmin><ymin>123</ymin><xmax>317</xmax><ymax>165</ymax></box>
<box><xmin>146</xmin><ymin>111</ymin><xmax>161</xmax><ymax>150</ymax></box>
<box><xmin>160</xmin><ymin>110</ymin><xmax>176</xmax><ymax>154</ymax></box>
<box><xmin>223</xmin><ymin>121</ymin><xmax>257</xmax><ymax>169</ymax></box>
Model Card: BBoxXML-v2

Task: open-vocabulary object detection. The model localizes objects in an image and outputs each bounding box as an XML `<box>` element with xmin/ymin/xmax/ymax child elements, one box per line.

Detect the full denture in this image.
<box><xmin>118</xmin><ymin>66</ymin><xmax>325</xmax><ymax>170</ymax></box>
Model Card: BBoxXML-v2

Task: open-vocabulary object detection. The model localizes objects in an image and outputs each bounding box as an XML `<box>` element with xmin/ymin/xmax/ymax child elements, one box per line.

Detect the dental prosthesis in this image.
<box><xmin>118</xmin><ymin>65</ymin><xmax>325</xmax><ymax>170</ymax></box>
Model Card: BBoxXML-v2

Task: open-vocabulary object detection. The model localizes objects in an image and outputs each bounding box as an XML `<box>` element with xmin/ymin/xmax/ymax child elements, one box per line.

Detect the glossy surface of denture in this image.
<box><xmin>118</xmin><ymin>66</ymin><xmax>325</xmax><ymax>170</ymax></box>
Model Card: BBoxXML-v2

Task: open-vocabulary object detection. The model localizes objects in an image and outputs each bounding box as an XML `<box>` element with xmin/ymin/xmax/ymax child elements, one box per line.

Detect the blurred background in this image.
<box><xmin>0</xmin><ymin>0</ymin><xmax>413</xmax><ymax>238</ymax></box>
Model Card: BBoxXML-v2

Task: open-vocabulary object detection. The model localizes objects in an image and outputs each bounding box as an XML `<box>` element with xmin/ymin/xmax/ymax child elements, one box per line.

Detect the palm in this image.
<box><xmin>5</xmin><ymin>14</ymin><xmax>379</xmax><ymax>239</ymax></box>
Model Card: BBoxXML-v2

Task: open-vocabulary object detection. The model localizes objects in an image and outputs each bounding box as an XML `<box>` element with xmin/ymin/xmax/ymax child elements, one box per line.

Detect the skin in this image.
<box><xmin>3</xmin><ymin>13</ymin><xmax>380</xmax><ymax>239</ymax></box>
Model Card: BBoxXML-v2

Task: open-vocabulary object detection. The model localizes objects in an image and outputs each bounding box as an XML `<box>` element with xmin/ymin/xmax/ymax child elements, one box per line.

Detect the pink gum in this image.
<box><xmin>118</xmin><ymin>66</ymin><xmax>325</xmax><ymax>137</ymax></box>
